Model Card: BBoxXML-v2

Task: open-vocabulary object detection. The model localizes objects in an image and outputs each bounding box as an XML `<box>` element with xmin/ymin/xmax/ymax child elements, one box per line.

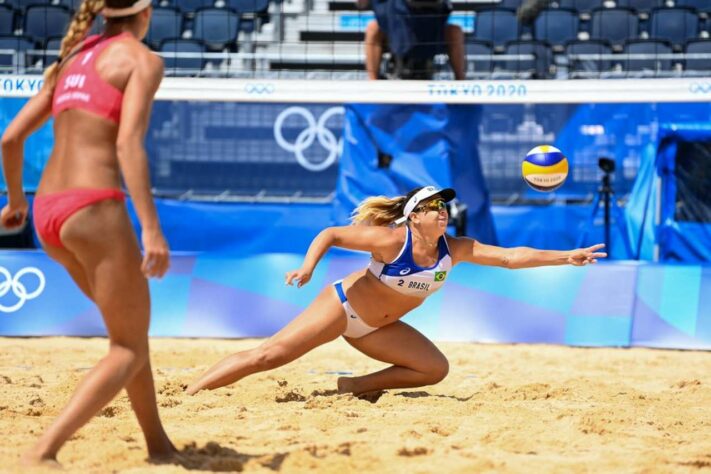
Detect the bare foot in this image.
<box><xmin>337</xmin><ymin>376</ymin><xmax>354</xmax><ymax>394</ymax></box>
<box><xmin>20</xmin><ymin>450</ymin><xmax>62</xmax><ymax>469</ymax></box>
<box><xmin>185</xmin><ymin>383</ymin><xmax>200</xmax><ymax>396</ymax></box>
<box><xmin>147</xmin><ymin>436</ymin><xmax>178</xmax><ymax>460</ymax></box>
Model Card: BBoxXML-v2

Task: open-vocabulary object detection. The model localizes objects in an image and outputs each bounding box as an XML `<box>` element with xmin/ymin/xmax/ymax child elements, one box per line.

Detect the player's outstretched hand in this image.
<box><xmin>567</xmin><ymin>243</ymin><xmax>607</xmax><ymax>266</ymax></box>
<box><xmin>285</xmin><ymin>267</ymin><xmax>312</xmax><ymax>287</ymax></box>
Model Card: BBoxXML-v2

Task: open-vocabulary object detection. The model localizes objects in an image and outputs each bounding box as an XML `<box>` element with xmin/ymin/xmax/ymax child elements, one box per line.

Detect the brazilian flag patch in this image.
<box><xmin>434</xmin><ymin>271</ymin><xmax>447</xmax><ymax>282</ymax></box>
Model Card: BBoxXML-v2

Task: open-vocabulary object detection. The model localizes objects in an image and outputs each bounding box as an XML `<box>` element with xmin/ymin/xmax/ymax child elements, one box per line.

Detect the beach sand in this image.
<box><xmin>0</xmin><ymin>337</ymin><xmax>709</xmax><ymax>473</ymax></box>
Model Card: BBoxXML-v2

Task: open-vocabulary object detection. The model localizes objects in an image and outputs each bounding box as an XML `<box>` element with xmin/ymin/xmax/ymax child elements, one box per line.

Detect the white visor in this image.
<box><xmin>394</xmin><ymin>186</ymin><xmax>456</xmax><ymax>225</ymax></box>
<box><xmin>103</xmin><ymin>0</ymin><xmax>152</xmax><ymax>17</ymax></box>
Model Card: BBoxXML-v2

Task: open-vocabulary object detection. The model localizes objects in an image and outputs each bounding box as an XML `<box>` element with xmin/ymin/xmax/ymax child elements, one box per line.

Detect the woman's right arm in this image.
<box><xmin>0</xmin><ymin>85</ymin><xmax>53</xmax><ymax>227</ymax></box>
<box><xmin>285</xmin><ymin>225</ymin><xmax>399</xmax><ymax>287</ymax></box>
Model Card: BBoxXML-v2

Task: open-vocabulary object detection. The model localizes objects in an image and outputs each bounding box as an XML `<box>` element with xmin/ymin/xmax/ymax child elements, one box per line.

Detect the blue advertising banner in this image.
<box><xmin>0</xmin><ymin>251</ymin><xmax>708</xmax><ymax>350</ymax></box>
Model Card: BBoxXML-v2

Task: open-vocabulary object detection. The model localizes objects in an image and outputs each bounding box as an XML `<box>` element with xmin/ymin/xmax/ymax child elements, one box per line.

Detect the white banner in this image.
<box><xmin>3</xmin><ymin>74</ymin><xmax>711</xmax><ymax>104</ymax></box>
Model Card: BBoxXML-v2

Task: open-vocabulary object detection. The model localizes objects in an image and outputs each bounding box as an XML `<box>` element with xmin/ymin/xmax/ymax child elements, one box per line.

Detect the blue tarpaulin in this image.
<box><xmin>333</xmin><ymin>104</ymin><xmax>498</xmax><ymax>244</ymax></box>
<box><xmin>625</xmin><ymin>124</ymin><xmax>711</xmax><ymax>262</ymax></box>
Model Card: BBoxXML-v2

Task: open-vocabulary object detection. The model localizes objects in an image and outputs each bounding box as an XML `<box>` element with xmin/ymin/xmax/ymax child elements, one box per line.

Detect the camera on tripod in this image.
<box><xmin>598</xmin><ymin>157</ymin><xmax>615</xmax><ymax>174</ymax></box>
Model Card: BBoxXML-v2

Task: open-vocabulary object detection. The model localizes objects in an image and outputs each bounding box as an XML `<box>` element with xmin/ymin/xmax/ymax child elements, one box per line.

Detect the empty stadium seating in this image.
<box><xmin>0</xmin><ymin>0</ymin><xmax>706</xmax><ymax>78</ymax></box>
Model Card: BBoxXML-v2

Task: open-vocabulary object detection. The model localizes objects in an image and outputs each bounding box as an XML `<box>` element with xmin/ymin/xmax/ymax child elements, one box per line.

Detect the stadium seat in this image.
<box><xmin>534</xmin><ymin>9</ymin><xmax>579</xmax><ymax>50</ymax></box>
<box><xmin>622</xmin><ymin>39</ymin><xmax>674</xmax><ymax>75</ymax></box>
<box><xmin>175</xmin><ymin>0</ymin><xmax>215</xmax><ymax>15</ymax></box>
<box><xmin>224</xmin><ymin>0</ymin><xmax>269</xmax><ymax>14</ymax></box>
<box><xmin>565</xmin><ymin>39</ymin><xmax>613</xmax><ymax>77</ymax></box>
<box><xmin>615</xmin><ymin>0</ymin><xmax>664</xmax><ymax>15</ymax></box>
<box><xmin>160</xmin><ymin>38</ymin><xmax>206</xmax><ymax>75</ymax></box>
<box><xmin>650</xmin><ymin>7</ymin><xmax>699</xmax><ymax>50</ymax></box>
<box><xmin>473</xmin><ymin>9</ymin><xmax>518</xmax><ymax>50</ymax></box>
<box><xmin>53</xmin><ymin>0</ymin><xmax>83</xmax><ymax>11</ymax></box>
<box><xmin>464</xmin><ymin>39</ymin><xmax>493</xmax><ymax>78</ymax></box>
<box><xmin>224</xmin><ymin>0</ymin><xmax>270</xmax><ymax>34</ymax></box>
<box><xmin>674</xmin><ymin>0</ymin><xmax>710</xmax><ymax>13</ymax></box>
<box><xmin>590</xmin><ymin>8</ymin><xmax>639</xmax><ymax>48</ymax></box>
<box><xmin>499</xmin><ymin>39</ymin><xmax>553</xmax><ymax>78</ymax></box>
<box><xmin>193</xmin><ymin>8</ymin><xmax>240</xmax><ymax>51</ymax></box>
<box><xmin>24</xmin><ymin>6</ymin><xmax>71</xmax><ymax>43</ymax></box>
<box><xmin>146</xmin><ymin>7</ymin><xmax>184</xmax><ymax>50</ymax></box>
<box><xmin>0</xmin><ymin>6</ymin><xmax>14</xmax><ymax>37</ymax></box>
<box><xmin>558</xmin><ymin>0</ymin><xmax>604</xmax><ymax>16</ymax></box>
<box><xmin>0</xmin><ymin>35</ymin><xmax>35</xmax><ymax>72</ymax></box>
<box><xmin>684</xmin><ymin>39</ymin><xmax>711</xmax><ymax>75</ymax></box>
<box><xmin>498</xmin><ymin>0</ymin><xmax>522</xmax><ymax>9</ymax></box>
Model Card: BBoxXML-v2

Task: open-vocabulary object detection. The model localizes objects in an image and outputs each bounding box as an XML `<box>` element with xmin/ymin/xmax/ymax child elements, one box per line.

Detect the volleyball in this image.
<box><xmin>521</xmin><ymin>145</ymin><xmax>569</xmax><ymax>192</ymax></box>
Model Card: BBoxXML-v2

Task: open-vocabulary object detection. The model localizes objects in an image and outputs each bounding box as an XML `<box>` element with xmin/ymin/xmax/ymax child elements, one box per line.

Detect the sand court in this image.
<box><xmin>0</xmin><ymin>337</ymin><xmax>709</xmax><ymax>473</ymax></box>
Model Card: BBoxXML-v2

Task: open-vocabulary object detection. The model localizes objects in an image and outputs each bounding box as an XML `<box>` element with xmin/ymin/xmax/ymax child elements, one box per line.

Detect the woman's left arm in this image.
<box><xmin>448</xmin><ymin>236</ymin><xmax>607</xmax><ymax>269</ymax></box>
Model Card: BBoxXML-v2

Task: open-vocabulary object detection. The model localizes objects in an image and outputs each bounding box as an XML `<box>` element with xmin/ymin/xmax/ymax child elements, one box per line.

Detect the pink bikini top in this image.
<box><xmin>52</xmin><ymin>33</ymin><xmax>130</xmax><ymax>124</ymax></box>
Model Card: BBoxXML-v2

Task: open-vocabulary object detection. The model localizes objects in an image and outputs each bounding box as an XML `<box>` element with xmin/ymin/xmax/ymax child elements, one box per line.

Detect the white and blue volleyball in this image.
<box><xmin>521</xmin><ymin>145</ymin><xmax>569</xmax><ymax>192</ymax></box>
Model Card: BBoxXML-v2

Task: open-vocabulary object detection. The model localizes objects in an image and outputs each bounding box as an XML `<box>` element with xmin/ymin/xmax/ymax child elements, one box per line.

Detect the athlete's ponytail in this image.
<box><xmin>44</xmin><ymin>0</ymin><xmax>104</xmax><ymax>87</ymax></box>
<box><xmin>350</xmin><ymin>187</ymin><xmax>424</xmax><ymax>227</ymax></box>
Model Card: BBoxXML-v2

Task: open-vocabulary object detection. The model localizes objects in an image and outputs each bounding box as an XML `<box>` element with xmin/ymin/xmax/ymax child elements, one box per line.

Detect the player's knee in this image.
<box><xmin>109</xmin><ymin>342</ymin><xmax>149</xmax><ymax>373</ymax></box>
<box><xmin>425</xmin><ymin>357</ymin><xmax>449</xmax><ymax>384</ymax></box>
<box><xmin>365</xmin><ymin>20</ymin><xmax>382</xmax><ymax>41</ymax></box>
<box><xmin>253</xmin><ymin>345</ymin><xmax>289</xmax><ymax>370</ymax></box>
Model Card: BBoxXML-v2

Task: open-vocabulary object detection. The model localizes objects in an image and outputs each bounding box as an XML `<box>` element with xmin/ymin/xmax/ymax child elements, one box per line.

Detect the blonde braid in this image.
<box><xmin>44</xmin><ymin>0</ymin><xmax>105</xmax><ymax>86</ymax></box>
<box><xmin>350</xmin><ymin>195</ymin><xmax>407</xmax><ymax>227</ymax></box>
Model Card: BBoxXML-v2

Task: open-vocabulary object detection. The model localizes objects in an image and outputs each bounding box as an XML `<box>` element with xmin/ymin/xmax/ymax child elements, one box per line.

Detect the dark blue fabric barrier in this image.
<box><xmin>624</xmin><ymin>124</ymin><xmax>711</xmax><ymax>262</ymax></box>
<box><xmin>334</xmin><ymin>103</ymin><xmax>498</xmax><ymax>244</ymax></box>
<box><xmin>0</xmin><ymin>250</ymin><xmax>708</xmax><ymax>349</ymax></box>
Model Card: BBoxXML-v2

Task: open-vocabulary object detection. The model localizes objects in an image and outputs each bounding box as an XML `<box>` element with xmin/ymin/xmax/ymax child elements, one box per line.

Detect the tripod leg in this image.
<box><xmin>577</xmin><ymin>192</ymin><xmax>603</xmax><ymax>248</ymax></box>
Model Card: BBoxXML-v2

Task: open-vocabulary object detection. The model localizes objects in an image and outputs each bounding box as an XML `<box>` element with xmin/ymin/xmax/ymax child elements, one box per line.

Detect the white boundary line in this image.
<box><xmin>1</xmin><ymin>75</ymin><xmax>710</xmax><ymax>103</ymax></box>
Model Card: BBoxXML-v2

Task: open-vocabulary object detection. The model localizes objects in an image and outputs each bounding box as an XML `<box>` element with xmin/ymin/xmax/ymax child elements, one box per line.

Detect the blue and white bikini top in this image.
<box><xmin>368</xmin><ymin>226</ymin><xmax>452</xmax><ymax>297</ymax></box>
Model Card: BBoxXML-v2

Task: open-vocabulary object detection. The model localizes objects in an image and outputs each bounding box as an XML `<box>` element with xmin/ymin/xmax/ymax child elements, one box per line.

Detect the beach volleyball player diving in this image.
<box><xmin>186</xmin><ymin>186</ymin><xmax>606</xmax><ymax>397</ymax></box>
<box><xmin>1</xmin><ymin>0</ymin><xmax>174</xmax><ymax>466</ymax></box>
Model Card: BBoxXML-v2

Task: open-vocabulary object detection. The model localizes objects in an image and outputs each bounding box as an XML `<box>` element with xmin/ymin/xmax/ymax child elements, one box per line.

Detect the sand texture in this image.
<box><xmin>0</xmin><ymin>337</ymin><xmax>709</xmax><ymax>473</ymax></box>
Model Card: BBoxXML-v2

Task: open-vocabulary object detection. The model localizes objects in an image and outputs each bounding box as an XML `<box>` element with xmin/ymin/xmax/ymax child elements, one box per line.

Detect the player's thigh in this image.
<box><xmin>344</xmin><ymin>321</ymin><xmax>448</xmax><ymax>372</ymax></box>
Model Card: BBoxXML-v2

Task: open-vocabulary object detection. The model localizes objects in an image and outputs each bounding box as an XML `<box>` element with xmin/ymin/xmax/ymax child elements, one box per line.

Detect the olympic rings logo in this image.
<box><xmin>0</xmin><ymin>266</ymin><xmax>45</xmax><ymax>313</ymax></box>
<box><xmin>689</xmin><ymin>82</ymin><xmax>711</xmax><ymax>94</ymax></box>
<box><xmin>244</xmin><ymin>83</ymin><xmax>275</xmax><ymax>95</ymax></box>
<box><xmin>273</xmin><ymin>106</ymin><xmax>345</xmax><ymax>172</ymax></box>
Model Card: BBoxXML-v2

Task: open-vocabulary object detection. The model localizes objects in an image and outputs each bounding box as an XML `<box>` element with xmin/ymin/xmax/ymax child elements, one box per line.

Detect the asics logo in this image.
<box><xmin>689</xmin><ymin>82</ymin><xmax>711</xmax><ymax>94</ymax></box>
<box><xmin>0</xmin><ymin>266</ymin><xmax>45</xmax><ymax>313</ymax></box>
<box><xmin>273</xmin><ymin>106</ymin><xmax>344</xmax><ymax>172</ymax></box>
<box><xmin>399</xmin><ymin>268</ymin><xmax>411</xmax><ymax>275</ymax></box>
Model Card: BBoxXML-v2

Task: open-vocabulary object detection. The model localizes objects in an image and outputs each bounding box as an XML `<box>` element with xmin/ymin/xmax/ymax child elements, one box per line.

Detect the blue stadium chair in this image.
<box><xmin>498</xmin><ymin>0</ymin><xmax>523</xmax><ymax>9</ymax></box>
<box><xmin>565</xmin><ymin>39</ymin><xmax>613</xmax><ymax>77</ymax></box>
<box><xmin>224</xmin><ymin>0</ymin><xmax>268</xmax><ymax>13</ymax></box>
<box><xmin>465</xmin><ymin>39</ymin><xmax>493</xmax><ymax>78</ymax></box>
<box><xmin>24</xmin><ymin>6</ymin><xmax>71</xmax><ymax>43</ymax></box>
<box><xmin>558</xmin><ymin>0</ymin><xmax>603</xmax><ymax>16</ymax></box>
<box><xmin>534</xmin><ymin>9</ymin><xmax>579</xmax><ymax>50</ymax></box>
<box><xmin>684</xmin><ymin>39</ymin><xmax>711</xmax><ymax>75</ymax></box>
<box><xmin>160</xmin><ymin>38</ymin><xmax>206</xmax><ymax>75</ymax></box>
<box><xmin>615</xmin><ymin>0</ymin><xmax>664</xmax><ymax>14</ymax></box>
<box><xmin>590</xmin><ymin>8</ymin><xmax>639</xmax><ymax>48</ymax></box>
<box><xmin>175</xmin><ymin>0</ymin><xmax>214</xmax><ymax>15</ymax></box>
<box><xmin>145</xmin><ymin>7</ymin><xmax>183</xmax><ymax>50</ymax></box>
<box><xmin>193</xmin><ymin>8</ymin><xmax>240</xmax><ymax>51</ymax></box>
<box><xmin>650</xmin><ymin>7</ymin><xmax>699</xmax><ymax>49</ymax></box>
<box><xmin>224</xmin><ymin>0</ymin><xmax>269</xmax><ymax>34</ymax></box>
<box><xmin>473</xmin><ymin>9</ymin><xmax>518</xmax><ymax>50</ymax></box>
<box><xmin>53</xmin><ymin>0</ymin><xmax>83</xmax><ymax>11</ymax></box>
<box><xmin>622</xmin><ymin>39</ymin><xmax>674</xmax><ymax>75</ymax></box>
<box><xmin>674</xmin><ymin>0</ymin><xmax>711</xmax><ymax>12</ymax></box>
<box><xmin>500</xmin><ymin>39</ymin><xmax>552</xmax><ymax>78</ymax></box>
<box><xmin>40</xmin><ymin>35</ymin><xmax>61</xmax><ymax>66</ymax></box>
<box><xmin>0</xmin><ymin>6</ymin><xmax>14</xmax><ymax>36</ymax></box>
<box><xmin>0</xmin><ymin>35</ymin><xmax>35</xmax><ymax>72</ymax></box>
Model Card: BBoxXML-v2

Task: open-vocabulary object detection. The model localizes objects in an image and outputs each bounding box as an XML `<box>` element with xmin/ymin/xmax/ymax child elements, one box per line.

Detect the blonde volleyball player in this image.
<box><xmin>186</xmin><ymin>186</ymin><xmax>606</xmax><ymax>396</ymax></box>
<box><xmin>1</xmin><ymin>0</ymin><xmax>175</xmax><ymax>466</ymax></box>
